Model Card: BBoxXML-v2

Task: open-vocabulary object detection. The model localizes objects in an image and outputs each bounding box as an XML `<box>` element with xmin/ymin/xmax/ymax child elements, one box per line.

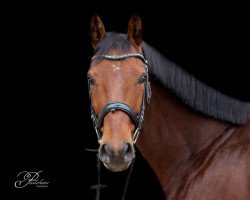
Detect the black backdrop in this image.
<box><xmin>5</xmin><ymin>2</ymin><xmax>249</xmax><ymax>200</ymax></box>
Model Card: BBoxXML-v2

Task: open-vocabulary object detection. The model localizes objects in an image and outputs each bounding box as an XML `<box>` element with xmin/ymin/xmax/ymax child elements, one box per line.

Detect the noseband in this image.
<box><xmin>88</xmin><ymin>53</ymin><xmax>151</xmax><ymax>143</ymax></box>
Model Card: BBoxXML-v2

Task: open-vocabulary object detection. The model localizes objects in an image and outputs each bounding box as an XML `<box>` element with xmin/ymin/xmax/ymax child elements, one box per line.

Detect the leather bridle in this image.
<box><xmin>88</xmin><ymin>53</ymin><xmax>151</xmax><ymax>143</ymax></box>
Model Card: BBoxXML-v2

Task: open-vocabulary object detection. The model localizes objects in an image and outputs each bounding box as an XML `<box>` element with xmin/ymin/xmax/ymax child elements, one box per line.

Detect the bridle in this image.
<box><xmin>87</xmin><ymin>53</ymin><xmax>151</xmax><ymax>200</ymax></box>
<box><xmin>88</xmin><ymin>53</ymin><xmax>151</xmax><ymax>144</ymax></box>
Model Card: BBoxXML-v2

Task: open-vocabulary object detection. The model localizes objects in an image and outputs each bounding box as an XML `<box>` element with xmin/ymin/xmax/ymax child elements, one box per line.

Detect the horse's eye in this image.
<box><xmin>138</xmin><ymin>74</ymin><xmax>146</xmax><ymax>84</ymax></box>
<box><xmin>88</xmin><ymin>76</ymin><xmax>95</xmax><ymax>86</ymax></box>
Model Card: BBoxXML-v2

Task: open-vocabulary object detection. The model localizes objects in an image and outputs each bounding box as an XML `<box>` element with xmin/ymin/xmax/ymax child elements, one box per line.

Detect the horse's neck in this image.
<box><xmin>137</xmin><ymin>79</ymin><xmax>233</xmax><ymax>197</ymax></box>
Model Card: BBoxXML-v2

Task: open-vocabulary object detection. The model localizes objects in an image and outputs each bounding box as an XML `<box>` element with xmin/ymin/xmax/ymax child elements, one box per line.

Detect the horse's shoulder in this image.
<box><xmin>183</xmin><ymin>134</ymin><xmax>250</xmax><ymax>199</ymax></box>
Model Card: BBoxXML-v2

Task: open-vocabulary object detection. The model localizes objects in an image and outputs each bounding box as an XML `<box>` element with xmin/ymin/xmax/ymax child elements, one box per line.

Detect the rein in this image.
<box><xmin>86</xmin><ymin>148</ymin><xmax>135</xmax><ymax>200</ymax></box>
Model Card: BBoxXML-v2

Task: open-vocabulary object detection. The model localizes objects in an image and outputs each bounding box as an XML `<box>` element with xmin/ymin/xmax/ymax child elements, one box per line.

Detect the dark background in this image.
<box><xmin>5</xmin><ymin>1</ymin><xmax>249</xmax><ymax>200</ymax></box>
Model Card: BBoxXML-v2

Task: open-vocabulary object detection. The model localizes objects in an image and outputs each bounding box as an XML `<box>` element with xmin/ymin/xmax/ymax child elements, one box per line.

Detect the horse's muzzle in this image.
<box><xmin>98</xmin><ymin>143</ymin><xmax>135</xmax><ymax>172</ymax></box>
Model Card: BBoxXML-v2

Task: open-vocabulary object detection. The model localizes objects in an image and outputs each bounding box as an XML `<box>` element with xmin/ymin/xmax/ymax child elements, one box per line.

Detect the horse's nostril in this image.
<box><xmin>102</xmin><ymin>144</ymin><xmax>110</xmax><ymax>155</ymax></box>
<box><xmin>123</xmin><ymin>143</ymin><xmax>134</xmax><ymax>161</ymax></box>
<box><xmin>99</xmin><ymin>144</ymin><xmax>111</xmax><ymax>163</ymax></box>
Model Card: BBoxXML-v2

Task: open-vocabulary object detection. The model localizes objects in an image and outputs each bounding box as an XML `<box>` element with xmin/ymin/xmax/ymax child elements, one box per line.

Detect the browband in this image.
<box><xmin>91</xmin><ymin>53</ymin><xmax>148</xmax><ymax>65</ymax></box>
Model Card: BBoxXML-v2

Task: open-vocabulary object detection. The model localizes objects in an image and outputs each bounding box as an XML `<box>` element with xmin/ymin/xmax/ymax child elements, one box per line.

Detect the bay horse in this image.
<box><xmin>87</xmin><ymin>15</ymin><xmax>250</xmax><ymax>199</ymax></box>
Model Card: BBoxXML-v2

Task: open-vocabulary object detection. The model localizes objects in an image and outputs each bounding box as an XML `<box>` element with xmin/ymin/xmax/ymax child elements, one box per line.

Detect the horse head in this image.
<box><xmin>87</xmin><ymin>15</ymin><xmax>151</xmax><ymax>172</ymax></box>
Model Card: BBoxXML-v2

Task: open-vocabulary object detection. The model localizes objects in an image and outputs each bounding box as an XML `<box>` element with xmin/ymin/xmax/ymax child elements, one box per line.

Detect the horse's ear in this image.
<box><xmin>90</xmin><ymin>15</ymin><xmax>106</xmax><ymax>49</ymax></box>
<box><xmin>127</xmin><ymin>15</ymin><xmax>143</xmax><ymax>47</ymax></box>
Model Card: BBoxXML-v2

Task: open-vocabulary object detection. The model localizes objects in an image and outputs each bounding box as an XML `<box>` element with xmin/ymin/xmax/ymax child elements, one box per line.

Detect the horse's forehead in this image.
<box><xmin>90</xmin><ymin>59</ymin><xmax>145</xmax><ymax>75</ymax></box>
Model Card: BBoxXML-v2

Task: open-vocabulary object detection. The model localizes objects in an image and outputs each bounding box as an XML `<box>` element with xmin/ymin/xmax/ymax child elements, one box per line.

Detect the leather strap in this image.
<box><xmin>98</xmin><ymin>102</ymin><xmax>139</xmax><ymax>127</ymax></box>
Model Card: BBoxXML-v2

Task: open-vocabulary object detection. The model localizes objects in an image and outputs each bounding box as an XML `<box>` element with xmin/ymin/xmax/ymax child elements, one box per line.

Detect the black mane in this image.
<box><xmin>94</xmin><ymin>32</ymin><xmax>250</xmax><ymax>124</ymax></box>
